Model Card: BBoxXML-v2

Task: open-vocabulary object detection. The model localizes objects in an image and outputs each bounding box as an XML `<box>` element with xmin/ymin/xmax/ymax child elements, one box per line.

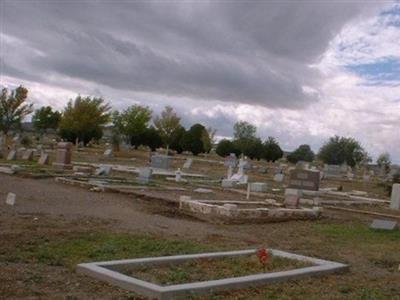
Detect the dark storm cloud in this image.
<box><xmin>1</xmin><ymin>1</ymin><xmax>380</xmax><ymax>108</ymax></box>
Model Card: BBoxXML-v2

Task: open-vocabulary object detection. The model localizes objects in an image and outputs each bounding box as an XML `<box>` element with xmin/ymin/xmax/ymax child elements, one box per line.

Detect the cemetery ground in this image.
<box><xmin>0</xmin><ymin>148</ymin><xmax>400</xmax><ymax>299</ymax></box>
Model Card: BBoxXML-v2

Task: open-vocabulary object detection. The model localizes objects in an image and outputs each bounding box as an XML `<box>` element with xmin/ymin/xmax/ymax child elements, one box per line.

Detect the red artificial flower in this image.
<box><xmin>257</xmin><ymin>248</ymin><xmax>269</xmax><ymax>265</ymax></box>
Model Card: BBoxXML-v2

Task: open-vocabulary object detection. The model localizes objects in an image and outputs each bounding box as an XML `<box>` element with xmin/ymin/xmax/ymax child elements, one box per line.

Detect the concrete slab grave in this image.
<box><xmin>370</xmin><ymin>219</ymin><xmax>397</xmax><ymax>230</ymax></box>
<box><xmin>77</xmin><ymin>249</ymin><xmax>347</xmax><ymax>300</ymax></box>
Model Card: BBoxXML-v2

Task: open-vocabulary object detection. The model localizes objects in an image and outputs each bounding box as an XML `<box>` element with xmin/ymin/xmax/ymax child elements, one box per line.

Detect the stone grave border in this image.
<box><xmin>77</xmin><ymin>248</ymin><xmax>348</xmax><ymax>300</ymax></box>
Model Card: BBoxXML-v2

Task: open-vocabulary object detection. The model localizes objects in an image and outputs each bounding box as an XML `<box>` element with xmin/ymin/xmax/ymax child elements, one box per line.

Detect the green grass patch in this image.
<box><xmin>127</xmin><ymin>255</ymin><xmax>312</xmax><ymax>285</ymax></box>
<box><xmin>4</xmin><ymin>232</ymin><xmax>211</xmax><ymax>269</ymax></box>
<box><xmin>313</xmin><ymin>222</ymin><xmax>400</xmax><ymax>244</ymax></box>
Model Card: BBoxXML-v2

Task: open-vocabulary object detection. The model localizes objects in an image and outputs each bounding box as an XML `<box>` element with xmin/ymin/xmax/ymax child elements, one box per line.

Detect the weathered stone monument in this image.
<box><xmin>6</xmin><ymin>192</ymin><xmax>16</xmax><ymax>206</ymax></box>
<box><xmin>224</xmin><ymin>153</ymin><xmax>237</xmax><ymax>168</ymax></box>
<box><xmin>151</xmin><ymin>154</ymin><xmax>172</xmax><ymax>169</ymax></box>
<box><xmin>390</xmin><ymin>184</ymin><xmax>400</xmax><ymax>210</ymax></box>
<box><xmin>248</xmin><ymin>182</ymin><xmax>268</xmax><ymax>193</ymax></box>
<box><xmin>175</xmin><ymin>168</ymin><xmax>182</xmax><ymax>182</ymax></box>
<box><xmin>274</xmin><ymin>173</ymin><xmax>285</xmax><ymax>183</ymax></box>
<box><xmin>53</xmin><ymin>142</ymin><xmax>73</xmax><ymax>170</ymax></box>
<box><xmin>95</xmin><ymin>165</ymin><xmax>112</xmax><ymax>176</ymax></box>
<box><xmin>370</xmin><ymin>219</ymin><xmax>397</xmax><ymax>230</ymax></box>
<box><xmin>284</xmin><ymin>188</ymin><xmax>301</xmax><ymax>208</ymax></box>
<box><xmin>7</xmin><ymin>150</ymin><xmax>17</xmax><ymax>161</ymax></box>
<box><xmin>137</xmin><ymin>167</ymin><xmax>152</xmax><ymax>184</ymax></box>
<box><xmin>183</xmin><ymin>158</ymin><xmax>193</xmax><ymax>169</ymax></box>
<box><xmin>38</xmin><ymin>152</ymin><xmax>49</xmax><ymax>165</ymax></box>
<box><xmin>103</xmin><ymin>148</ymin><xmax>113</xmax><ymax>158</ymax></box>
<box><xmin>288</xmin><ymin>169</ymin><xmax>320</xmax><ymax>191</ymax></box>
<box><xmin>22</xmin><ymin>149</ymin><xmax>34</xmax><ymax>161</ymax></box>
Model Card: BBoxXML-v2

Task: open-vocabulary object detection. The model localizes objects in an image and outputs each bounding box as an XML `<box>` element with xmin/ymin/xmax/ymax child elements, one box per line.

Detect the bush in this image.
<box><xmin>287</xmin><ymin>144</ymin><xmax>315</xmax><ymax>164</ymax></box>
<box><xmin>216</xmin><ymin>139</ymin><xmax>238</xmax><ymax>157</ymax></box>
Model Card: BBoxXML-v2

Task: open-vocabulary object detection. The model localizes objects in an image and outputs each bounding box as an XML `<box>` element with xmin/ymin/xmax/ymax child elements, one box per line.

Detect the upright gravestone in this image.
<box><xmin>7</xmin><ymin>150</ymin><xmax>17</xmax><ymax>161</ymax></box>
<box><xmin>53</xmin><ymin>142</ymin><xmax>73</xmax><ymax>170</ymax></box>
<box><xmin>284</xmin><ymin>188</ymin><xmax>301</xmax><ymax>208</ymax></box>
<box><xmin>183</xmin><ymin>158</ymin><xmax>193</xmax><ymax>169</ymax></box>
<box><xmin>137</xmin><ymin>167</ymin><xmax>152</xmax><ymax>184</ymax></box>
<box><xmin>38</xmin><ymin>152</ymin><xmax>49</xmax><ymax>165</ymax></box>
<box><xmin>274</xmin><ymin>173</ymin><xmax>285</xmax><ymax>183</ymax></box>
<box><xmin>151</xmin><ymin>154</ymin><xmax>172</xmax><ymax>170</ymax></box>
<box><xmin>288</xmin><ymin>169</ymin><xmax>320</xmax><ymax>191</ymax></box>
<box><xmin>390</xmin><ymin>184</ymin><xmax>400</xmax><ymax>210</ymax></box>
<box><xmin>103</xmin><ymin>148</ymin><xmax>113</xmax><ymax>158</ymax></box>
<box><xmin>324</xmin><ymin>164</ymin><xmax>342</xmax><ymax>178</ymax></box>
<box><xmin>224</xmin><ymin>153</ymin><xmax>238</xmax><ymax>168</ymax></box>
<box><xmin>22</xmin><ymin>149</ymin><xmax>34</xmax><ymax>161</ymax></box>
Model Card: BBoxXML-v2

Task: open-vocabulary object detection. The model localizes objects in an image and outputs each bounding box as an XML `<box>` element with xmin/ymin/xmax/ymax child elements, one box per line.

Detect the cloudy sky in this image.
<box><xmin>1</xmin><ymin>1</ymin><xmax>399</xmax><ymax>162</ymax></box>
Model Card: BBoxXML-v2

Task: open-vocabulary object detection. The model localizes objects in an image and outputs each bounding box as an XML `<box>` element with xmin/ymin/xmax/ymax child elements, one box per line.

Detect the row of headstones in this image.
<box><xmin>6</xmin><ymin>148</ymin><xmax>50</xmax><ymax>165</ymax></box>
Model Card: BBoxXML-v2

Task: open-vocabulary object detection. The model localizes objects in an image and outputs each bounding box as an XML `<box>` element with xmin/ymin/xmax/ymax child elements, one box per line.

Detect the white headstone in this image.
<box><xmin>390</xmin><ymin>184</ymin><xmax>400</xmax><ymax>210</ymax></box>
<box><xmin>183</xmin><ymin>158</ymin><xmax>193</xmax><ymax>169</ymax></box>
<box><xmin>6</xmin><ymin>193</ymin><xmax>16</xmax><ymax>206</ymax></box>
<box><xmin>104</xmin><ymin>148</ymin><xmax>113</xmax><ymax>158</ymax></box>
<box><xmin>95</xmin><ymin>165</ymin><xmax>112</xmax><ymax>176</ymax></box>
<box><xmin>175</xmin><ymin>168</ymin><xmax>182</xmax><ymax>182</ymax></box>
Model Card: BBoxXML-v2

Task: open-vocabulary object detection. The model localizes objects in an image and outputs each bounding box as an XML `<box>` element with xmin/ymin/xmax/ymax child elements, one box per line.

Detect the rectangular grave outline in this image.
<box><xmin>77</xmin><ymin>249</ymin><xmax>348</xmax><ymax>300</ymax></box>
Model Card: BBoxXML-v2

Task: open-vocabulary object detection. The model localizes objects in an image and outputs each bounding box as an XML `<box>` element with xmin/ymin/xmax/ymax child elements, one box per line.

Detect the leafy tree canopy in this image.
<box><xmin>32</xmin><ymin>106</ymin><xmax>61</xmax><ymax>133</ymax></box>
<box><xmin>0</xmin><ymin>86</ymin><xmax>33</xmax><ymax>134</ymax></box>
<box><xmin>318</xmin><ymin>136</ymin><xmax>367</xmax><ymax>167</ymax></box>
<box><xmin>59</xmin><ymin>96</ymin><xmax>111</xmax><ymax>144</ymax></box>
<box><xmin>287</xmin><ymin>144</ymin><xmax>315</xmax><ymax>164</ymax></box>
<box><xmin>153</xmin><ymin>106</ymin><xmax>181</xmax><ymax>148</ymax></box>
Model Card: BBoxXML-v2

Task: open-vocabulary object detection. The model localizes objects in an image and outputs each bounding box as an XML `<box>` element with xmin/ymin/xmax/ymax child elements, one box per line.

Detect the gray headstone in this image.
<box><xmin>390</xmin><ymin>184</ymin><xmax>400</xmax><ymax>210</ymax></box>
<box><xmin>151</xmin><ymin>154</ymin><xmax>172</xmax><ymax>169</ymax></box>
<box><xmin>104</xmin><ymin>149</ymin><xmax>113</xmax><ymax>158</ymax></box>
<box><xmin>249</xmin><ymin>182</ymin><xmax>268</xmax><ymax>193</ymax></box>
<box><xmin>370</xmin><ymin>219</ymin><xmax>397</xmax><ymax>230</ymax></box>
<box><xmin>38</xmin><ymin>153</ymin><xmax>49</xmax><ymax>165</ymax></box>
<box><xmin>288</xmin><ymin>169</ymin><xmax>320</xmax><ymax>191</ymax></box>
<box><xmin>22</xmin><ymin>149</ymin><xmax>34</xmax><ymax>161</ymax></box>
<box><xmin>221</xmin><ymin>179</ymin><xmax>236</xmax><ymax>188</ymax></box>
<box><xmin>95</xmin><ymin>165</ymin><xmax>112</xmax><ymax>176</ymax></box>
<box><xmin>224</xmin><ymin>153</ymin><xmax>238</xmax><ymax>168</ymax></box>
<box><xmin>7</xmin><ymin>150</ymin><xmax>17</xmax><ymax>161</ymax></box>
<box><xmin>137</xmin><ymin>167</ymin><xmax>152</xmax><ymax>184</ymax></box>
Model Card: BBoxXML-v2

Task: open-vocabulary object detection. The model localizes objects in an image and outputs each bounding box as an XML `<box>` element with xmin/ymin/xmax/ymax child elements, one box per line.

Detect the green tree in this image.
<box><xmin>113</xmin><ymin>105</ymin><xmax>152</xmax><ymax>146</ymax></box>
<box><xmin>287</xmin><ymin>144</ymin><xmax>315</xmax><ymax>164</ymax></box>
<box><xmin>32</xmin><ymin>106</ymin><xmax>61</xmax><ymax>134</ymax></box>
<box><xmin>153</xmin><ymin>106</ymin><xmax>181</xmax><ymax>152</ymax></box>
<box><xmin>181</xmin><ymin>123</ymin><xmax>207</xmax><ymax>155</ymax></box>
<box><xmin>130</xmin><ymin>126</ymin><xmax>162</xmax><ymax>151</ymax></box>
<box><xmin>59</xmin><ymin>96</ymin><xmax>111</xmax><ymax>145</ymax></box>
<box><xmin>169</xmin><ymin>125</ymin><xmax>186</xmax><ymax>154</ymax></box>
<box><xmin>318</xmin><ymin>136</ymin><xmax>367</xmax><ymax>167</ymax></box>
<box><xmin>233</xmin><ymin>121</ymin><xmax>257</xmax><ymax>140</ymax></box>
<box><xmin>262</xmin><ymin>137</ymin><xmax>283</xmax><ymax>162</ymax></box>
<box><xmin>376</xmin><ymin>152</ymin><xmax>391</xmax><ymax>175</ymax></box>
<box><xmin>0</xmin><ymin>86</ymin><xmax>33</xmax><ymax>135</ymax></box>
<box><xmin>216</xmin><ymin>139</ymin><xmax>236</xmax><ymax>157</ymax></box>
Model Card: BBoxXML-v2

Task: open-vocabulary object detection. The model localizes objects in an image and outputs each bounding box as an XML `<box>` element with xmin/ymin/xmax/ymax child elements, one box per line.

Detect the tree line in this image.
<box><xmin>0</xmin><ymin>86</ymin><xmax>392</xmax><ymax>167</ymax></box>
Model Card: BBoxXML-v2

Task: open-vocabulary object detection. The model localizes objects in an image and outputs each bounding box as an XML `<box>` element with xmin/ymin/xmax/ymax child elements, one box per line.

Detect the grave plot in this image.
<box><xmin>179</xmin><ymin>197</ymin><xmax>322</xmax><ymax>224</ymax></box>
<box><xmin>77</xmin><ymin>249</ymin><xmax>348</xmax><ymax>300</ymax></box>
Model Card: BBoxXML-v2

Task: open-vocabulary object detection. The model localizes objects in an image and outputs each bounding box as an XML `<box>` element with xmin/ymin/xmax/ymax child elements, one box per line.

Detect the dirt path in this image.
<box><xmin>0</xmin><ymin>174</ymin><xmax>259</xmax><ymax>243</ymax></box>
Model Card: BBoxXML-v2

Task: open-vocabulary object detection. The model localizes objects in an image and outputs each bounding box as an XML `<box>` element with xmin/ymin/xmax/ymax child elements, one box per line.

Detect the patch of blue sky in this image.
<box><xmin>346</xmin><ymin>58</ymin><xmax>400</xmax><ymax>82</ymax></box>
